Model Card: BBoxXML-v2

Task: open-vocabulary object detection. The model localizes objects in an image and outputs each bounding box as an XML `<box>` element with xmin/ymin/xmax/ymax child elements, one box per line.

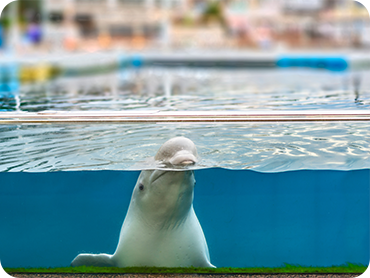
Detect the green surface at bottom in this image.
<box><xmin>4</xmin><ymin>263</ymin><xmax>367</xmax><ymax>274</ymax></box>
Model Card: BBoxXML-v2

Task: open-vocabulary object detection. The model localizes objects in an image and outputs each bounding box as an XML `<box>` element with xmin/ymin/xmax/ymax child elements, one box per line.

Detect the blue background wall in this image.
<box><xmin>0</xmin><ymin>169</ymin><xmax>369</xmax><ymax>268</ymax></box>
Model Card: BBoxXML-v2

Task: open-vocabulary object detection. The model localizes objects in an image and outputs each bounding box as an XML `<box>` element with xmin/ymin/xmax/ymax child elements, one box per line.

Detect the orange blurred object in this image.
<box><xmin>131</xmin><ymin>35</ymin><xmax>147</xmax><ymax>50</ymax></box>
<box><xmin>64</xmin><ymin>36</ymin><xmax>78</xmax><ymax>51</ymax></box>
<box><xmin>98</xmin><ymin>33</ymin><xmax>112</xmax><ymax>50</ymax></box>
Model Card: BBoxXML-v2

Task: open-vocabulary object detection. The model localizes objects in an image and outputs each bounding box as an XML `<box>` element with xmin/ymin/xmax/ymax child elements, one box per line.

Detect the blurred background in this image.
<box><xmin>0</xmin><ymin>0</ymin><xmax>369</xmax><ymax>110</ymax></box>
<box><xmin>0</xmin><ymin>0</ymin><xmax>369</xmax><ymax>53</ymax></box>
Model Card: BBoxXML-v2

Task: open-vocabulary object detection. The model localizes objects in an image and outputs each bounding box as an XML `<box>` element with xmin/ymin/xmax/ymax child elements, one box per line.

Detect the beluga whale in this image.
<box><xmin>71</xmin><ymin>136</ymin><xmax>215</xmax><ymax>268</ymax></box>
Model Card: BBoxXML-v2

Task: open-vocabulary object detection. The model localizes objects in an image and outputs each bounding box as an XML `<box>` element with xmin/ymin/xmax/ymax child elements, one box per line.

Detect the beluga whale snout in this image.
<box><xmin>71</xmin><ymin>137</ymin><xmax>215</xmax><ymax>268</ymax></box>
<box><xmin>155</xmin><ymin>136</ymin><xmax>198</xmax><ymax>166</ymax></box>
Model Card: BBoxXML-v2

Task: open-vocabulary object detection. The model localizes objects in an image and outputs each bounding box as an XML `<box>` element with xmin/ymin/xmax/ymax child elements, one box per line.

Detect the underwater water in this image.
<box><xmin>0</xmin><ymin>68</ymin><xmax>369</xmax><ymax>269</ymax></box>
<box><xmin>0</xmin><ymin>169</ymin><xmax>368</xmax><ymax>268</ymax></box>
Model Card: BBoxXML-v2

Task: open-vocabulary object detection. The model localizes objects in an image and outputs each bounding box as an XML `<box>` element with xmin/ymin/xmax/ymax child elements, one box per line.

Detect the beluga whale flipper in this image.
<box><xmin>71</xmin><ymin>137</ymin><xmax>215</xmax><ymax>268</ymax></box>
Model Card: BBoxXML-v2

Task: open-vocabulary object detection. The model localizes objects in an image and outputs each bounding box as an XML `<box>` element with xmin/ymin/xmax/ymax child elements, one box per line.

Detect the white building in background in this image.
<box><xmin>43</xmin><ymin>0</ymin><xmax>188</xmax><ymax>48</ymax></box>
<box><xmin>44</xmin><ymin>0</ymin><xmax>187</xmax><ymax>35</ymax></box>
<box><xmin>39</xmin><ymin>0</ymin><xmax>370</xmax><ymax>51</ymax></box>
<box><xmin>283</xmin><ymin>0</ymin><xmax>323</xmax><ymax>11</ymax></box>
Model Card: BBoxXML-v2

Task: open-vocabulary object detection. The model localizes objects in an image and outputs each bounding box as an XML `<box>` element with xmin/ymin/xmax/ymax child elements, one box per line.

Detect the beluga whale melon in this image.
<box><xmin>71</xmin><ymin>136</ymin><xmax>215</xmax><ymax>268</ymax></box>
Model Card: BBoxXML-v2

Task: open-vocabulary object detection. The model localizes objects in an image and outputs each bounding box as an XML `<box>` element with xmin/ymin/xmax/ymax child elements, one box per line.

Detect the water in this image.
<box><xmin>1</xmin><ymin>68</ymin><xmax>370</xmax><ymax>172</ymax></box>
<box><xmin>0</xmin><ymin>169</ymin><xmax>368</xmax><ymax>268</ymax></box>
<box><xmin>0</xmin><ymin>122</ymin><xmax>369</xmax><ymax>172</ymax></box>
<box><xmin>0</xmin><ymin>67</ymin><xmax>369</xmax><ymax>269</ymax></box>
<box><xmin>1</xmin><ymin>68</ymin><xmax>370</xmax><ymax>112</ymax></box>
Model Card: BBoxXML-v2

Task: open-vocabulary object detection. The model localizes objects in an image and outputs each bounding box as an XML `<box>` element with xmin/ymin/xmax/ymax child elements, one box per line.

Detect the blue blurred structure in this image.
<box><xmin>276</xmin><ymin>56</ymin><xmax>349</xmax><ymax>72</ymax></box>
<box><xmin>0</xmin><ymin>60</ymin><xmax>19</xmax><ymax>96</ymax></box>
<box><xmin>120</xmin><ymin>54</ymin><xmax>144</xmax><ymax>69</ymax></box>
<box><xmin>119</xmin><ymin>53</ymin><xmax>350</xmax><ymax>72</ymax></box>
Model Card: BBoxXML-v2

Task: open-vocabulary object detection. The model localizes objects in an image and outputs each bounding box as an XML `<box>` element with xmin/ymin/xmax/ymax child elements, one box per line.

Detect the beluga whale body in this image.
<box><xmin>71</xmin><ymin>137</ymin><xmax>215</xmax><ymax>268</ymax></box>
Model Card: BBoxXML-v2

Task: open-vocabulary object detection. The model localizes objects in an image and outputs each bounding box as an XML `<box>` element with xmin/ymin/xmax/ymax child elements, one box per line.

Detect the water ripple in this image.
<box><xmin>1</xmin><ymin>69</ymin><xmax>370</xmax><ymax>172</ymax></box>
<box><xmin>1</xmin><ymin>69</ymin><xmax>370</xmax><ymax>112</ymax></box>
<box><xmin>0</xmin><ymin>122</ymin><xmax>369</xmax><ymax>172</ymax></box>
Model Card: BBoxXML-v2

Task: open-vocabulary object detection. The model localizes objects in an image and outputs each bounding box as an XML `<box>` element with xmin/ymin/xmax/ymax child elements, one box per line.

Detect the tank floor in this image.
<box><xmin>9</xmin><ymin>273</ymin><xmax>361</xmax><ymax>278</ymax></box>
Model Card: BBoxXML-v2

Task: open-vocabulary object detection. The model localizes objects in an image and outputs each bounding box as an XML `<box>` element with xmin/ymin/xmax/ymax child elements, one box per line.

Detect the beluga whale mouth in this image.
<box><xmin>71</xmin><ymin>137</ymin><xmax>215</xmax><ymax>268</ymax></box>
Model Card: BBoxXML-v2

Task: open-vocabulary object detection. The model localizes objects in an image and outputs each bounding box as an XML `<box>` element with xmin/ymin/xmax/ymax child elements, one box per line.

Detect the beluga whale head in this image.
<box><xmin>155</xmin><ymin>136</ymin><xmax>198</xmax><ymax>166</ymax></box>
<box><xmin>132</xmin><ymin>137</ymin><xmax>199</xmax><ymax>227</ymax></box>
<box><xmin>71</xmin><ymin>136</ymin><xmax>215</xmax><ymax>268</ymax></box>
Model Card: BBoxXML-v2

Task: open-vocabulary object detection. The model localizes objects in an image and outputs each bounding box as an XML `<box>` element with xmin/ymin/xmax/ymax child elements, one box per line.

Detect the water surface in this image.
<box><xmin>1</xmin><ymin>68</ymin><xmax>369</xmax><ymax>172</ymax></box>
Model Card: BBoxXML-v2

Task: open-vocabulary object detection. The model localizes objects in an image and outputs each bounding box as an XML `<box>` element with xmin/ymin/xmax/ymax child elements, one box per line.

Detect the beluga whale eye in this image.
<box><xmin>139</xmin><ymin>183</ymin><xmax>144</xmax><ymax>191</ymax></box>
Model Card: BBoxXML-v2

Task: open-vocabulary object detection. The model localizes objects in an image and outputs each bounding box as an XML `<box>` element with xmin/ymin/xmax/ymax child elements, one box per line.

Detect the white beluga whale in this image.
<box><xmin>71</xmin><ymin>137</ymin><xmax>215</xmax><ymax>268</ymax></box>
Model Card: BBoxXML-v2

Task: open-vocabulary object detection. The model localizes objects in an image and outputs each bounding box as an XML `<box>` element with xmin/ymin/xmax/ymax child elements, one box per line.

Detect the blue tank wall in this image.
<box><xmin>0</xmin><ymin>169</ymin><xmax>369</xmax><ymax>268</ymax></box>
<box><xmin>195</xmin><ymin>169</ymin><xmax>369</xmax><ymax>268</ymax></box>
